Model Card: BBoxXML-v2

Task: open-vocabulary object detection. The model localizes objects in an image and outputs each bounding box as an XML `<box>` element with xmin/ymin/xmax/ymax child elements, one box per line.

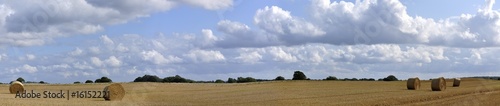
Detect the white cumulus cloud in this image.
<box><xmin>185</xmin><ymin>49</ymin><xmax>226</xmax><ymax>63</ymax></box>
<box><xmin>179</xmin><ymin>0</ymin><xmax>233</xmax><ymax>10</ymax></box>
<box><xmin>235</xmin><ymin>49</ymin><xmax>263</xmax><ymax>64</ymax></box>
<box><xmin>105</xmin><ymin>56</ymin><xmax>121</xmax><ymax>67</ymax></box>
<box><xmin>90</xmin><ymin>57</ymin><xmax>103</xmax><ymax>67</ymax></box>
<box><xmin>213</xmin><ymin>0</ymin><xmax>500</xmax><ymax>48</ymax></box>
<box><xmin>23</xmin><ymin>64</ymin><xmax>38</xmax><ymax>73</ymax></box>
<box><xmin>141</xmin><ymin>50</ymin><xmax>182</xmax><ymax>65</ymax></box>
<box><xmin>0</xmin><ymin>0</ymin><xmax>235</xmax><ymax>47</ymax></box>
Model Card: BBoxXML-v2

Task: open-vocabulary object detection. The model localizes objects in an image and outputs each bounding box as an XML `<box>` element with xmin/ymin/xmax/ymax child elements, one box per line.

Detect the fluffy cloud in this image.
<box><xmin>115</xmin><ymin>43</ymin><xmax>129</xmax><ymax>52</ymax></box>
<box><xmin>127</xmin><ymin>66</ymin><xmax>140</xmax><ymax>74</ymax></box>
<box><xmin>100</xmin><ymin>35</ymin><xmax>114</xmax><ymax>46</ymax></box>
<box><xmin>268</xmin><ymin>47</ymin><xmax>298</xmax><ymax>63</ymax></box>
<box><xmin>184</xmin><ymin>49</ymin><xmax>226</xmax><ymax>63</ymax></box>
<box><xmin>10</xmin><ymin>64</ymin><xmax>38</xmax><ymax>74</ymax></box>
<box><xmin>3</xmin><ymin>0</ymin><xmax>500</xmax><ymax>83</ymax></box>
<box><xmin>217</xmin><ymin>20</ymin><xmax>250</xmax><ymax>34</ymax></box>
<box><xmin>141</xmin><ymin>50</ymin><xmax>182</xmax><ymax>65</ymax></box>
<box><xmin>85</xmin><ymin>0</ymin><xmax>176</xmax><ymax>20</ymax></box>
<box><xmin>26</xmin><ymin>54</ymin><xmax>36</xmax><ymax>60</ymax></box>
<box><xmin>214</xmin><ymin>0</ymin><xmax>500</xmax><ymax>48</ymax></box>
<box><xmin>0</xmin><ymin>32</ymin><xmax>497</xmax><ymax>82</ymax></box>
<box><xmin>0</xmin><ymin>0</ymin><xmax>234</xmax><ymax>47</ymax></box>
<box><xmin>462</xmin><ymin>47</ymin><xmax>500</xmax><ymax>65</ymax></box>
<box><xmin>234</xmin><ymin>49</ymin><xmax>263</xmax><ymax>64</ymax></box>
<box><xmin>104</xmin><ymin>56</ymin><xmax>121</xmax><ymax>67</ymax></box>
<box><xmin>45</xmin><ymin>64</ymin><xmax>71</xmax><ymax>70</ymax></box>
<box><xmin>334</xmin><ymin>44</ymin><xmax>448</xmax><ymax>64</ymax></box>
<box><xmin>254</xmin><ymin>6</ymin><xmax>325</xmax><ymax>37</ymax></box>
<box><xmin>216</xmin><ymin>20</ymin><xmax>280</xmax><ymax>48</ymax></box>
<box><xmin>198</xmin><ymin>29</ymin><xmax>219</xmax><ymax>47</ymax></box>
<box><xmin>23</xmin><ymin>64</ymin><xmax>38</xmax><ymax>73</ymax></box>
<box><xmin>235</xmin><ymin>44</ymin><xmax>448</xmax><ymax>64</ymax></box>
<box><xmin>179</xmin><ymin>0</ymin><xmax>233</xmax><ymax>10</ymax></box>
<box><xmin>2</xmin><ymin>0</ymin><xmax>110</xmax><ymax>46</ymax></box>
<box><xmin>88</xmin><ymin>46</ymin><xmax>100</xmax><ymax>54</ymax></box>
<box><xmin>72</xmin><ymin>62</ymin><xmax>93</xmax><ymax>70</ymax></box>
<box><xmin>309</xmin><ymin>0</ymin><xmax>429</xmax><ymax>44</ymax></box>
<box><xmin>69</xmin><ymin>48</ymin><xmax>83</xmax><ymax>56</ymax></box>
<box><xmin>0</xmin><ymin>5</ymin><xmax>13</xmax><ymax>29</ymax></box>
<box><xmin>90</xmin><ymin>57</ymin><xmax>103</xmax><ymax>67</ymax></box>
<box><xmin>0</xmin><ymin>53</ymin><xmax>6</xmax><ymax>61</ymax></box>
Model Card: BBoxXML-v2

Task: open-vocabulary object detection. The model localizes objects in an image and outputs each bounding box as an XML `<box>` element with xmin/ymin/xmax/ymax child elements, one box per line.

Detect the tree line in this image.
<box><xmin>74</xmin><ymin>77</ymin><xmax>113</xmax><ymax>84</ymax></box>
<box><xmin>131</xmin><ymin>71</ymin><xmax>402</xmax><ymax>83</ymax></box>
<box><xmin>4</xmin><ymin>71</ymin><xmax>404</xmax><ymax>84</ymax></box>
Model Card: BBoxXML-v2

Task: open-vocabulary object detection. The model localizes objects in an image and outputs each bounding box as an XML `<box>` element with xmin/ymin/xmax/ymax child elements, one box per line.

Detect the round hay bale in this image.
<box><xmin>407</xmin><ymin>77</ymin><xmax>420</xmax><ymax>90</ymax></box>
<box><xmin>9</xmin><ymin>81</ymin><xmax>24</xmax><ymax>94</ymax></box>
<box><xmin>431</xmin><ymin>77</ymin><xmax>446</xmax><ymax>91</ymax></box>
<box><xmin>103</xmin><ymin>83</ymin><xmax>125</xmax><ymax>101</ymax></box>
<box><xmin>453</xmin><ymin>78</ymin><xmax>461</xmax><ymax>87</ymax></box>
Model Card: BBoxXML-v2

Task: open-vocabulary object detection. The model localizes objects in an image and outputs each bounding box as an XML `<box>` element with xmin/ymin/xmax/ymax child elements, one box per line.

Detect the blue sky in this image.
<box><xmin>1</xmin><ymin>0</ymin><xmax>500</xmax><ymax>83</ymax></box>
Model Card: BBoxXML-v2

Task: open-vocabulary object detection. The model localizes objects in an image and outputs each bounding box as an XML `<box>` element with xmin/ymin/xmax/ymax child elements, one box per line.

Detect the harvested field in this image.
<box><xmin>1</xmin><ymin>78</ymin><xmax>500</xmax><ymax>106</ymax></box>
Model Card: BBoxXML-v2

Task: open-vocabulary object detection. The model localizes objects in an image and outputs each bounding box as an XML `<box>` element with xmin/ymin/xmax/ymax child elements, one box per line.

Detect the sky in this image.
<box><xmin>1</xmin><ymin>0</ymin><xmax>500</xmax><ymax>83</ymax></box>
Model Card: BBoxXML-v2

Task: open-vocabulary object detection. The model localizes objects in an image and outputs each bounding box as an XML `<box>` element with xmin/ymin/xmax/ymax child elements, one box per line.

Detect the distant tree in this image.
<box><xmin>246</xmin><ymin>77</ymin><xmax>256</xmax><ymax>82</ymax></box>
<box><xmin>26</xmin><ymin>81</ymin><xmax>37</xmax><ymax>83</ymax></box>
<box><xmin>256</xmin><ymin>79</ymin><xmax>273</xmax><ymax>82</ymax></box>
<box><xmin>292</xmin><ymin>71</ymin><xmax>307</xmax><ymax>80</ymax></box>
<box><xmin>236</xmin><ymin>77</ymin><xmax>246</xmax><ymax>83</ymax></box>
<box><xmin>85</xmin><ymin>80</ymin><xmax>93</xmax><ymax>83</ymax></box>
<box><xmin>163</xmin><ymin>75</ymin><xmax>193</xmax><ymax>83</ymax></box>
<box><xmin>134</xmin><ymin>75</ymin><xmax>162</xmax><ymax>82</ymax></box>
<box><xmin>134</xmin><ymin>77</ymin><xmax>142</xmax><ymax>82</ymax></box>
<box><xmin>275</xmin><ymin>76</ymin><xmax>285</xmax><ymax>80</ymax></box>
<box><xmin>227</xmin><ymin>78</ymin><xmax>237</xmax><ymax>83</ymax></box>
<box><xmin>368</xmin><ymin>78</ymin><xmax>375</xmax><ymax>81</ymax></box>
<box><xmin>383</xmin><ymin>75</ymin><xmax>398</xmax><ymax>81</ymax></box>
<box><xmin>100</xmin><ymin>77</ymin><xmax>112</xmax><ymax>83</ymax></box>
<box><xmin>215</xmin><ymin>79</ymin><xmax>224</xmax><ymax>83</ymax></box>
<box><xmin>195</xmin><ymin>81</ymin><xmax>215</xmax><ymax>83</ymax></box>
<box><xmin>95</xmin><ymin>79</ymin><xmax>102</xmax><ymax>83</ymax></box>
<box><xmin>237</xmin><ymin>77</ymin><xmax>256</xmax><ymax>83</ymax></box>
<box><xmin>324</xmin><ymin>76</ymin><xmax>338</xmax><ymax>80</ymax></box>
<box><xmin>498</xmin><ymin>78</ymin><xmax>500</xmax><ymax>80</ymax></box>
<box><xmin>351</xmin><ymin>78</ymin><xmax>358</xmax><ymax>81</ymax></box>
<box><xmin>16</xmin><ymin>77</ymin><xmax>25</xmax><ymax>83</ymax></box>
<box><xmin>74</xmin><ymin>81</ymin><xmax>81</xmax><ymax>84</ymax></box>
<box><xmin>95</xmin><ymin>77</ymin><xmax>112</xmax><ymax>83</ymax></box>
<box><xmin>39</xmin><ymin>81</ymin><xmax>45</xmax><ymax>84</ymax></box>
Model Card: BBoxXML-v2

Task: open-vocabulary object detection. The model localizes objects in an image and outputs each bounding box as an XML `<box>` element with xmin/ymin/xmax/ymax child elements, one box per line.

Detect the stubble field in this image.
<box><xmin>1</xmin><ymin>78</ymin><xmax>500</xmax><ymax>106</ymax></box>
